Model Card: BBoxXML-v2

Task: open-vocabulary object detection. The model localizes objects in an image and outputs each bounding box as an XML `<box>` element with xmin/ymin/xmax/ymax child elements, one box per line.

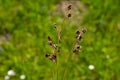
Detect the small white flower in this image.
<box><xmin>88</xmin><ymin>65</ymin><xmax>95</xmax><ymax>70</ymax></box>
<box><xmin>7</xmin><ymin>70</ymin><xmax>15</xmax><ymax>76</ymax></box>
<box><xmin>20</xmin><ymin>74</ymin><xmax>26</xmax><ymax>80</ymax></box>
<box><xmin>4</xmin><ymin>75</ymin><xmax>10</xmax><ymax>80</ymax></box>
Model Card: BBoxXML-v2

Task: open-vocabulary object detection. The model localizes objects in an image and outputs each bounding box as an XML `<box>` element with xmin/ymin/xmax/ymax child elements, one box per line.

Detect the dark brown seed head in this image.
<box><xmin>68</xmin><ymin>4</ymin><xmax>72</xmax><ymax>10</ymax></box>
<box><xmin>48</xmin><ymin>36</ymin><xmax>53</xmax><ymax>46</ymax></box>
<box><xmin>45</xmin><ymin>53</ymin><xmax>50</xmax><ymax>57</ymax></box>
<box><xmin>48</xmin><ymin>36</ymin><xmax>52</xmax><ymax>41</ymax></box>
<box><xmin>57</xmin><ymin>47</ymin><xmax>60</xmax><ymax>52</ymax></box>
<box><xmin>53</xmin><ymin>44</ymin><xmax>58</xmax><ymax>49</ymax></box>
<box><xmin>68</xmin><ymin>13</ymin><xmax>71</xmax><ymax>17</ymax></box>
<box><xmin>76</xmin><ymin>35</ymin><xmax>82</xmax><ymax>41</ymax></box>
<box><xmin>48</xmin><ymin>41</ymin><xmax>52</xmax><ymax>46</ymax></box>
<box><xmin>73</xmin><ymin>49</ymin><xmax>79</xmax><ymax>53</ymax></box>
<box><xmin>76</xmin><ymin>30</ymin><xmax>80</xmax><ymax>35</ymax></box>
<box><xmin>78</xmin><ymin>36</ymin><xmax>82</xmax><ymax>41</ymax></box>
<box><xmin>76</xmin><ymin>45</ymin><xmax>80</xmax><ymax>49</ymax></box>
<box><xmin>54</xmin><ymin>23</ymin><xmax>57</xmax><ymax>28</ymax></box>
<box><xmin>52</xmin><ymin>54</ymin><xmax>56</xmax><ymax>59</ymax></box>
<box><xmin>82</xmin><ymin>28</ymin><xmax>87</xmax><ymax>33</ymax></box>
<box><xmin>77</xmin><ymin>45</ymin><xmax>82</xmax><ymax>50</ymax></box>
<box><xmin>73</xmin><ymin>49</ymin><xmax>77</xmax><ymax>53</ymax></box>
<box><xmin>49</xmin><ymin>54</ymin><xmax>57</xmax><ymax>63</ymax></box>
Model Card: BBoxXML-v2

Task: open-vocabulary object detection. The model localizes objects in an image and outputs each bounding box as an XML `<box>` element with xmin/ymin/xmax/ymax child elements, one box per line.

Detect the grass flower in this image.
<box><xmin>45</xmin><ymin>3</ymin><xmax>87</xmax><ymax>80</ymax></box>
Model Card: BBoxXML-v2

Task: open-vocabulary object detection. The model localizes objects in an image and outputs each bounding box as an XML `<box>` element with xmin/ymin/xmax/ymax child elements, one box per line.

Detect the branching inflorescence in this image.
<box><xmin>45</xmin><ymin>36</ymin><xmax>60</xmax><ymax>63</ymax></box>
<box><xmin>45</xmin><ymin>3</ymin><xmax>87</xmax><ymax>63</ymax></box>
<box><xmin>73</xmin><ymin>28</ymin><xmax>87</xmax><ymax>54</ymax></box>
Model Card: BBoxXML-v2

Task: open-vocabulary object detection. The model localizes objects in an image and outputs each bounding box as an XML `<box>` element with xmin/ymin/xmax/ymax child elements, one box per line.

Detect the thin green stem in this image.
<box><xmin>56</xmin><ymin>58</ymin><xmax>58</xmax><ymax>80</ymax></box>
<box><xmin>62</xmin><ymin>17</ymin><xmax>72</xmax><ymax>80</ymax></box>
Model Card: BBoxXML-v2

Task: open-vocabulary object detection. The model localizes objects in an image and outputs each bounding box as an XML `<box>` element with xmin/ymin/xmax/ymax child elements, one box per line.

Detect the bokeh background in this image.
<box><xmin>0</xmin><ymin>0</ymin><xmax>120</xmax><ymax>80</ymax></box>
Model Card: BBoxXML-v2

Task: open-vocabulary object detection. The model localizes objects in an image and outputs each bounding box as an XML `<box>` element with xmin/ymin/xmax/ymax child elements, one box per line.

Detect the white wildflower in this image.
<box><xmin>20</xmin><ymin>74</ymin><xmax>26</xmax><ymax>80</ymax></box>
<box><xmin>7</xmin><ymin>70</ymin><xmax>15</xmax><ymax>76</ymax></box>
<box><xmin>4</xmin><ymin>75</ymin><xmax>10</xmax><ymax>80</ymax></box>
<box><xmin>88</xmin><ymin>65</ymin><xmax>95</xmax><ymax>70</ymax></box>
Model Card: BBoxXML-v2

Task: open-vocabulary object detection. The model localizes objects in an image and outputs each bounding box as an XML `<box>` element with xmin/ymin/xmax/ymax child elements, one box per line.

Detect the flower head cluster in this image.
<box><xmin>67</xmin><ymin>4</ymin><xmax>72</xmax><ymax>18</ymax></box>
<box><xmin>45</xmin><ymin>36</ymin><xmax>60</xmax><ymax>63</ymax></box>
<box><xmin>73</xmin><ymin>28</ymin><xmax>87</xmax><ymax>54</ymax></box>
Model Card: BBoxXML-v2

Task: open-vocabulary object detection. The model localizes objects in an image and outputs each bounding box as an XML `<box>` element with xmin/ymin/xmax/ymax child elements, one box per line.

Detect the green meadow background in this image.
<box><xmin>0</xmin><ymin>0</ymin><xmax>120</xmax><ymax>80</ymax></box>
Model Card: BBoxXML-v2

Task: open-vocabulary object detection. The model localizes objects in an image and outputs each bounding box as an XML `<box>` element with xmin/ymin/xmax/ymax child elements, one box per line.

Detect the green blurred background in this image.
<box><xmin>0</xmin><ymin>0</ymin><xmax>120</xmax><ymax>80</ymax></box>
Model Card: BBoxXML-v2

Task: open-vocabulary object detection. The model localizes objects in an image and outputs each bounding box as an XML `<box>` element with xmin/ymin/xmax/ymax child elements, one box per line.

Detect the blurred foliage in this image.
<box><xmin>0</xmin><ymin>0</ymin><xmax>120</xmax><ymax>80</ymax></box>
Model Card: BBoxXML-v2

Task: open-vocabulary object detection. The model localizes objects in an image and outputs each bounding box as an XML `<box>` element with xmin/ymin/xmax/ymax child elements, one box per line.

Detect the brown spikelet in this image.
<box><xmin>68</xmin><ymin>4</ymin><xmax>72</xmax><ymax>10</ymax></box>
<box><xmin>45</xmin><ymin>53</ymin><xmax>57</xmax><ymax>63</ymax></box>
<box><xmin>48</xmin><ymin>36</ymin><xmax>53</xmax><ymax>46</ymax></box>
<box><xmin>48</xmin><ymin>36</ymin><xmax>52</xmax><ymax>41</ymax></box>
<box><xmin>54</xmin><ymin>23</ymin><xmax>57</xmax><ymax>29</ymax></box>
<box><xmin>82</xmin><ymin>28</ymin><xmax>87</xmax><ymax>33</ymax></box>
<box><xmin>76</xmin><ymin>30</ymin><xmax>81</xmax><ymax>35</ymax></box>
<box><xmin>68</xmin><ymin>13</ymin><xmax>71</xmax><ymax>17</ymax></box>
<box><xmin>73</xmin><ymin>28</ymin><xmax>87</xmax><ymax>54</ymax></box>
<box><xmin>45</xmin><ymin>53</ymin><xmax>50</xmax><ymax>57</ymax></box>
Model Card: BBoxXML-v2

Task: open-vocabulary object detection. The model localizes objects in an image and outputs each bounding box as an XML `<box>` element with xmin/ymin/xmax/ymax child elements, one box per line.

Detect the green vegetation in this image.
<box><xmin>0</xmin><ymin>0</ymin><xmax>120</xmax><ymax>80</ymax></box>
